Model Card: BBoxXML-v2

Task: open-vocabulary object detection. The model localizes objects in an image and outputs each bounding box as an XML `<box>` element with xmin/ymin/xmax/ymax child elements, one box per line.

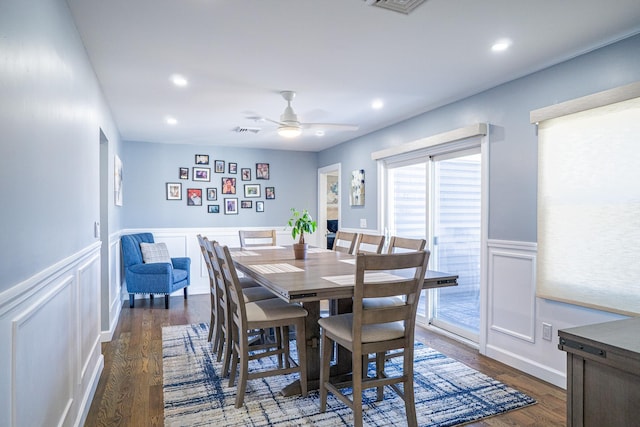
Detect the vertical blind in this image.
<box><xmin>536</xmin><ymin>96</ymin><xmax>640</xmax><ymax>316</ymax></box>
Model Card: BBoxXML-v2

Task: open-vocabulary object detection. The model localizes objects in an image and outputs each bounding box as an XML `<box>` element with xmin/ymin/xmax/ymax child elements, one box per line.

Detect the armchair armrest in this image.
<box><xmin>129</xmin><ymin>262</ymin><xmax>172</xmax><ymax>275</ymax></box>
<box><xmin>171</xmin><ymin>257</ymin><xmax>191</xmax><ymax>271</ymax></box>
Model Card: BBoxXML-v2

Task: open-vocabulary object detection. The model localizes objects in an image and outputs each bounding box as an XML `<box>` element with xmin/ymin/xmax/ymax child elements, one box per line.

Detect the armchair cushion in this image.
<box><xmin>140</xmin><ymin>242</ymin><xmax>171</xmax><ymax>264</ymax></box>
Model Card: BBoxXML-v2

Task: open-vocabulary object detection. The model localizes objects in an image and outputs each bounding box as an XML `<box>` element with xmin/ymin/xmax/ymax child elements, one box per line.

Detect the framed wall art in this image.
<box><xmin>195</xmin><ymin>154</ymin><xmax>209</xmax><ymax>165</ymax></box>
<box><xmin>228</xmin><ymin>162</ymin><xmax>237</xmax><ymax>174</ymax></box>
<box><xmin>193</xmin><ymin>167</ymin><xmax>210</xmax><ymax>182</ymax></box>
<box><xmin>350</xmin><ymin>169</ymin><xmax>365</xmax><ymax>206</ymax></box>
<box><xmin>241</xmin><ymin>200</ymin><xmax>253</xmax><ymax>209</ymax></box>
<box><xmin>179</xmin><ymin>167</ymin><xmax>189</xmax><ymax>180</ymax></box>
<box><xmin>256</xmin><ymin>201</ymin><xmax>264</xmax><ymax>212</ymax></box>
<box><xmin>215</xmin><ymin>160</ymin><xmax>225</xmax><ymax>173</ymax></box>
<box><xmin>241</xmin><ymin>168</ymin><xmax>251</xmax><ymax>181</ymax></box>
<box><xmin>224</xmin><ymin>198</ymin><xmax>238</xmax><ymax>215</ymax></box>
<box><xmin>244</xmin><ymin>184</ymin><xmax>260</xmax><ymax>198</ymax></box>
<box><xmin>166</xmin><ymin>182</ymin><xmax>182</xmax><ymax>200</ymax></box>
<box><xmin>206</xmin><ymin>188</ymin><xmax>217</xmax><ymax>201</ymax></box>
<box><xmin>208</xmin><ymin>205</ymin><xmax>220</xmax><ymax>213</ymax></box>
<box><xmin>114</xmin><ymin>154</ymin><xmax>123</xmax><ymax>206</ymax></box>
<box><xmin>265</xmin><ymin>186</ymin><xmax>275</xmax><ymax>199</ymax></box>
<box><xmin>256</xmin><ymin>162</ymin><xmax>270</xmax><ymax>180</ymax></box>
<box><xmin>187</xmin><ymin>188</ymin><xmax>202</xmax><ymax>206</ymax></box>
<box><xmin>222</xmin><ymin>177</ymin><xmax>236</xmax><ymax>194</ymax></box>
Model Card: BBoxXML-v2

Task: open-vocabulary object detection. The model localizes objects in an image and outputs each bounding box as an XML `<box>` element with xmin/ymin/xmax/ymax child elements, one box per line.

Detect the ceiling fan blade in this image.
<box><xmin>301</xmin><ymin>123</ymin><xmax>359</xmax><ymax>131</ymax></box>
<box><xmin>246</xmin><ymin>114</ymin><xmax>285</xmax><ymax>126</ymax></box>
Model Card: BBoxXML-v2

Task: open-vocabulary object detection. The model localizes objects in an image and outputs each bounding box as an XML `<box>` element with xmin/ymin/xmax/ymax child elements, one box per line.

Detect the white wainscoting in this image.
<box><xmin>0</xmin><ymin>242</ymin><xmax>103</xmax><ymax>427</ymax></box>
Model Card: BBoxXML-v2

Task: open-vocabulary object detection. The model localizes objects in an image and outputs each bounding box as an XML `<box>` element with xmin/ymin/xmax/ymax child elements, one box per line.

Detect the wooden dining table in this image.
<box><xmin>230</xmin><ymin>245</ymin><xmax>458</xmax><ymax>395</ymax></box>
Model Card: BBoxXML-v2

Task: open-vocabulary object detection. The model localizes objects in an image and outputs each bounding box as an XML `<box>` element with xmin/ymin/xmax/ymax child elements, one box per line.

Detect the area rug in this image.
<box><xmin>163</xmin><ymin>323</ymin><xmax>535</xmax><ymax>426</ymax></box>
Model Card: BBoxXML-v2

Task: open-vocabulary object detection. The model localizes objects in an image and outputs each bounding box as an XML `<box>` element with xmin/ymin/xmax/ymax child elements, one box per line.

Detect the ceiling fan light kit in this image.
<box><xmin>277</xmin><ymin>125</ymin><xmax>302</xmax><ymax>138</ymax></box>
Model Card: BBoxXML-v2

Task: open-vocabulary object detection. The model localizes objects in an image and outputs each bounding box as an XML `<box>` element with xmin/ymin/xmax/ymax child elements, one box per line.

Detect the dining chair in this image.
<box><xmin>332</xmin><ymin>230</ymin><xmax>358</xmax><ymax>254</ymax></box>
<box><xmin>213</xmin><ymin>242</ymin><xmax>308</xmax><ymax>408</ymax></box>
<box><xmin>239</xmin><ymin>229</ymin><xmax>276</xmax><ymax>247</ymax></box>
<box><xmin>205</xmin><ymin>238</ymin><xmax>276</xmax><ymax>371</ymax></box>
<box><xmin>387</xmin><ymin>236</ymin><xmax>427</xmax><ymax>254</ymax></box>
<box><xmin>318</xmin><ymin>250</ymin><xmax>430</xmax><ymax>427</ymax></box>
<box><xmin>197</xmin><ymin>234</ymin><xmax>220</xmax><ymax>346</ymax></box>
<box><xmin>353</xmin><ymin>233</ymin><xmax>385</xmax><ymax>254</ymax></box>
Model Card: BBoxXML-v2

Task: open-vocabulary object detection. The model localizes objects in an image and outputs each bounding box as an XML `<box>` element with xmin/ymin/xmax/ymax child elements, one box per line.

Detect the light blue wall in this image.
<box><xmin>122</xmin><ymin>141</ymin><xmax>318</xmax><ymax>229</ymax></box>
<box><xmin>319</xmin><ymin>33</ymin><xmax>640</xmax><ymax>242</ymax></box>
<box><xmin>0</xmin><ymin>0</ymin><xmax>123</xmax><ymax>292</ymax></box>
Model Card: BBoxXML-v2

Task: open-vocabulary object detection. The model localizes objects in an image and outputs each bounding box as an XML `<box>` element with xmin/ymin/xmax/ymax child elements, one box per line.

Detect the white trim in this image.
<box><xmin>317</xmin><ymin>163</ymin><xmax>341</xmax><ymax>250</ymax></box>
<box><xmin>530</xmin><ymin>80</ymin><xmax>640</xmax><ymax>123</ymax></box>
<box><xmin>371</xmin><ymin>123</ymin><xmax>488</xmax><ymax>160</ymax></box>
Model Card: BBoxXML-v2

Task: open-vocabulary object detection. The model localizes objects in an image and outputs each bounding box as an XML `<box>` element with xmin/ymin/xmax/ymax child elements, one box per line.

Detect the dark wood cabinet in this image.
<box><xmin>558</xmin><ymin>317</ymin><xmax>640</xmax><ymax>427</ymax></box>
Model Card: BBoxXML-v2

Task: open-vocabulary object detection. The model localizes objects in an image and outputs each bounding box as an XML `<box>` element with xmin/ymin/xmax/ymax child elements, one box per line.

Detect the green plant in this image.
<box><xmin>286</xmin><ymin>208</ymin><xmax>317</xmax><ymax>244</ymax></box>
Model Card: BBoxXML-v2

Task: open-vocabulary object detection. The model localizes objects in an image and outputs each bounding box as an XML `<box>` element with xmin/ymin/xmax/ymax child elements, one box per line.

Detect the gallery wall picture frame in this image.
<box><xmin>228</xmin><ymin>162</ymin><xmax>237</xmax><ymax>174</ymax></box>
<box><xmin>193</xmin><ymin>167</ymin><xmax>211</xmax><ymax>182</ymax></box>
<box><xmin>179</xmin><ymin>167</ymin><xmax>189</xmax><ymax>180</ymax></box>
<box><xmin>187</xmin><ymin>188</ymin><xmax>203</xmax><ymax>206</ymax></box>
<box><xmin>244</xmin><ymin>184</ymin><xmax>260</xmax><ymax>198</ymax></box>
<box><xmin>195</xmin><ymin>154</ymin><xmax>209</xmax><ymax>165</ymax></box>
<box><xmin>256</xmin><ymin>162</ymin><xmax>270</xmax><ymax>180</ymax></box>
<box><xmin>224</xmin><ymin>198</ymin><xmax>238</xmax><ymax>215</ymax></box>
<box><xmin>114</xmin><ymin>154</ymin><xmax>123</xmax><ymax>206</ymax></box>
<box><xmin>221</xmin><ymin>177</ymin><xmax>236</xmax><ymax>194</ymax></box>
<box><xmin>215</xmin><ymin>160</ymin><xmax>225</xmax><ymax>173</ymax></box>
<box><xmin>208</xmin><ymin>205</ymin><xmax>220</xmax><ymax>213</ymax></box>
<box><xmin>241</xmin><ymin>200</ymin><xmax>253</xmax><ymax>209</ymax></box>
<box><xmin>206</xmin><ymin>188</ymin><xmax>217</xmax><ymax>201</ymax></box>
<box><xmin>265</xmin><ymin>186</ymin><xmax>275</xmax><ymax>199</ymax></box>
<box><xmin>256</xmin><ymin>201</ymin><xmax>264</xmax><ymax>212</ymax></box>
<box><xmin>166</xmin><ymin>182</ymin><xmax>182</xmax><ymax>200</ymax></box>
<box><xmin>241</xmin><ymin>168</ymin><xmax>251</xmax><ymax>181</ymax></box>
<box><xmin>350</xmin><ymin>169</ymin><xmax>365</xmax><ymax>206</ymax></box>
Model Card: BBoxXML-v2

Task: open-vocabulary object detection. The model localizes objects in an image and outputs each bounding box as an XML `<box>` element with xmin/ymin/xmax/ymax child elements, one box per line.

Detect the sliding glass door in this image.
<box><xmin>385</xmin><ymin>148</ymin><xmax>481</xmax><ymax>342</ymax></box>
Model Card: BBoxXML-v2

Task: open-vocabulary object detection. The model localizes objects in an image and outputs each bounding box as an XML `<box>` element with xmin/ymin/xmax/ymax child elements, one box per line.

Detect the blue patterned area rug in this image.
<box><xmin>163</xmin><ymin>323</ymin><xmax>535</xmax><ymax>426</ymax></box>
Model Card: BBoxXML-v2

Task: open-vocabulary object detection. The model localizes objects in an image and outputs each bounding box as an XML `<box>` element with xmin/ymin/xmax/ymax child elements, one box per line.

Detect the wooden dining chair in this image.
<box><xmin>197</xmin><ymin>234</ymin><xmax>220</xmax><ymax>346</ymax></box>
<box><xmin>205</xmin><ymin>239</ymin><xmax>276</xmax><ymax>373</ymax></box>
<box><xmin>238</xmin><ymin>229</ymin><xmax>276</xmax><ymax>247</ymax></box>
<box><xmin>318</xmin><ymin>250</ymin><xmax>430</xmax><ymax>427</ymax></box>
<box><xmin>332</xmin><ymin>230</ymin><xmax>358</xmax><ymax>254</ymax></box>
<box><xmin>353</xmin><ymin>233</ymin><xmax>385</xmax><ymax>254</ymax></box>
<box><xmin>387</xmin><ymin>236</ymin><xmax>427</xmax><ymax>254</ymax></box>
<box><xmin>213</xmin><ymin>242</ymin><xmax>308</xmax><ymax>408</ymax></box>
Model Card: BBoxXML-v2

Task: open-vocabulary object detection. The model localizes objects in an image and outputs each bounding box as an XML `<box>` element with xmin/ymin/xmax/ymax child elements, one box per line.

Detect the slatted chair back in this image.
<box><xmin>387</xmin><ymin>236</ymin><xmax>427</xmax><ymax>254</ymax></box>
<box><xmin>354</xmin><ymin>233</ymin><xmax>385</xmax><ymax>254</ymax></box>
<box><xmin>197</xmin><ymin>235</ymin><xmax>218</xmax><ymax>344</ymax></box>
<box><xmin>332</xmin><ymin>230</ymin><xmax>358</xmax><ymax>254</ymax></box>
<box><xmin>238</xmin><ymin>229</ymin><xmax>276</xmax><ymax>247</ymax></box>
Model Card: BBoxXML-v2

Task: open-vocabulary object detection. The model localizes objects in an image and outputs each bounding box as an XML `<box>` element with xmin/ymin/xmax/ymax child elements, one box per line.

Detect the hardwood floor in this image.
<box><xmin>85</xmin><ymin>294</ymin><xmax>566</xmax><ymax>426</ymax></box>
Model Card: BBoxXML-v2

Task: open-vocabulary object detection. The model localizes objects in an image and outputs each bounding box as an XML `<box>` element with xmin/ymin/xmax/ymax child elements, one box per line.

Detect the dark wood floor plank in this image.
<box><xmin>85</xmin><ymin>294</ymin><xmax>566</xmax><ymax>426</ymax></box>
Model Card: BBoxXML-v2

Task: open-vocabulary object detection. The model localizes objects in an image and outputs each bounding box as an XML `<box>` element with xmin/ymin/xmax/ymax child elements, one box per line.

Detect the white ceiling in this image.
<box><xmin>66</xmin><ymin>0</ymin><xmax>640</xmax><ymax>152</ymax></box>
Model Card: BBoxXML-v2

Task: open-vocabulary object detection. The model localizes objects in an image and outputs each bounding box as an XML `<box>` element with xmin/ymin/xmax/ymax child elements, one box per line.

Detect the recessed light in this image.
<box><xmin>371</xmin><ymin>99</ymin><xmax>384</xmax><ymax>109</ymax></box>
<box><xmin>170</xmin><ymin>74</ymin><xmax>188</xmax><ymax>87</ymax></box>
<box><xmin>491</xmin><ymin>39</ymin><xmax>512</xmax><ymax>52</ymax></box>
<box><xmin>166</xmin><ymin>116</ymin><xmax>178</xmax><ymax>125</ymax></box>
<box><xmin>315</xmin><ymin>130</ymin><xmax>325</xmax><ymax>137</ymax></box>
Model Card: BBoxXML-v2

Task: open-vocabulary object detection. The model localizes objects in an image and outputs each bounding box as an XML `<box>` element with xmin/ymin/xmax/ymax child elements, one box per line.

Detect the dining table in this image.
<box><xmin>230</xmin><ymin>244</ymin><xmax>458</xmax><ymax>396</ymax></box>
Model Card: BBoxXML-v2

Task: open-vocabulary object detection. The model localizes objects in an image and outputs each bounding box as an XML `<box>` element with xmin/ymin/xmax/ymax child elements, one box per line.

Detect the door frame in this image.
<box><xmin>317</xmin><ymin>163</ymin><xmax>341</xmax><ymax>249</ymax></box>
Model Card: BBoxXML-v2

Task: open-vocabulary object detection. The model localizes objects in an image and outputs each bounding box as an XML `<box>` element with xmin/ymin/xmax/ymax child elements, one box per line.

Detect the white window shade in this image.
<box><xmin>537</xmin><ymin>96</ymin><xmax>640</xmax><ymax>316</ymax></box>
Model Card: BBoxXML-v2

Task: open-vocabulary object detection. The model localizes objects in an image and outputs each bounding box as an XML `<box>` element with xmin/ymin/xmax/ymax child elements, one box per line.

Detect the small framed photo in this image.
<box><xmin>195</xmin><ymin>154</ymin><xmax>209</xmax><ymax>165</ymax></box>
<box><xmin>224</xmin><ymin>198</ymin><xmax>238</xmax><ymax>215</ymax></box>
<box><xmin>244</xmin><ymin>184</ymin><xmax>260</xmax><ymax>198</ymax></box>
<box><xmin>256</xmin><ymin>201</ymin><xmax>264</xmax><ymax>212</ymax></box>
<box><xmin>166</xmin><ymin>182</ymin><xmax>182</xmax><ymax>200</ymax></box>
<box><xmin>179</xmin><ymin>167</ymin><xmax>189</xmax><ymax>180</ymax></box>
<box><xmin>208</xmin><ymin>205</ymin><xmax>220</xmax><ymax>213</ymax></box>
<box><xmin>256</xmin><ymin>162</ymin><xmax>270</xmax><ymax>180</ymax></box>
<box><xmin>193</xmin><ymin>167</ymin><xmax>210</xmax><ymax>182</ymax></box>
<box><xmin>187</xmin><ymin>188</ymin><xmax>202</xmax><ymax>206</ymax></box>
<box><xmin>215</xmin><ymin>160</ymin><xmax>225</xmax><ymax>173</ymax></box>
<box><xmin>265</xmin><ymin>186</ymin><xmax>275</xmax><ymax>199</ymax></box>
<box><xmin>228</xmin><ymin>162</ymin><xmax>237</xmax><ymax>174</ymax></box>
<box><xmin>241</xmin><ymin>168</ymin><xmax>251</xmax><ymax>181</ymax></box>
<box><xmin>241</xmin><ymin>200</ymin><xmax>253</xmax><ymax>209</ymax></box>
<box><xmin>206</xmin><ymin>188</ymin><xmax>217</xmax><ymax>201</ymax></box>
<box><xmin>222</xmin><ymin>177</ymin><xmax>236</xmax><ymax>194</ymax></box>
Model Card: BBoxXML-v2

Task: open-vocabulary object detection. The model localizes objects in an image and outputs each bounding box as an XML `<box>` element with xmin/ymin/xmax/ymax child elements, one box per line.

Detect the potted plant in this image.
<box><xmin>286</xmin><ymin>208</ymin><xmax>317</xmax><ymax>259</ymax></box>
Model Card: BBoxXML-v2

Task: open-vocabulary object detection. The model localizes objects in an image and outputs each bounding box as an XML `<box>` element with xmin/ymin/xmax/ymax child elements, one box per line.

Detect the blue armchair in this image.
<box><xmin>121</xmin><ymin>233</ymin><xmax>191</xmax><ymax>309</ymax></box>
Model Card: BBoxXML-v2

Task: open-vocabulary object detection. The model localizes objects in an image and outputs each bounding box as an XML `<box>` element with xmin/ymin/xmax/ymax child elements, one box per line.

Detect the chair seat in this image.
<box><xmin>318</xmin><ymin>313</ymin><xmax>405</xmax><ymax>343</ymax></box>
<box><xmin>362</xmin><ymin>296</ymin><xmax>404</xmax><ymax>309</ymax></box>
<box><xmin>246</xmin><ymin>298</ymin><xmax>308</xmax><ymax>323</ymax></box>
<box><xmin>173</xmin><ymin>268</ymin><xmax>188</xmax><ymax>282</ymax></box>
<box><xmin>242</xmin><ymin>286</ymin><xmax>276</xmax><ymax>302</ymax></box>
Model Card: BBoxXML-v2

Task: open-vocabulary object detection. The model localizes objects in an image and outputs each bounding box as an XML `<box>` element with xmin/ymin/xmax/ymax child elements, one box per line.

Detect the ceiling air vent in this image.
<box><xmin>364</xmin><ymin>0</ymin><xmax>427</xmax><ymax>15</ymax></box>
<box><xmin>233</xmin><ymin>126</ymin><xmax>261</xmax><ymax>134</ymax></box>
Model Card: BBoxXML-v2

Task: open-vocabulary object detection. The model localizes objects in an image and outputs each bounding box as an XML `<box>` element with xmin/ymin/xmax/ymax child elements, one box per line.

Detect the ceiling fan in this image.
<box><xmin>249</xmin><ymin>91</ymin><xmax>359</xmax><ymax>138</ymax></box>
